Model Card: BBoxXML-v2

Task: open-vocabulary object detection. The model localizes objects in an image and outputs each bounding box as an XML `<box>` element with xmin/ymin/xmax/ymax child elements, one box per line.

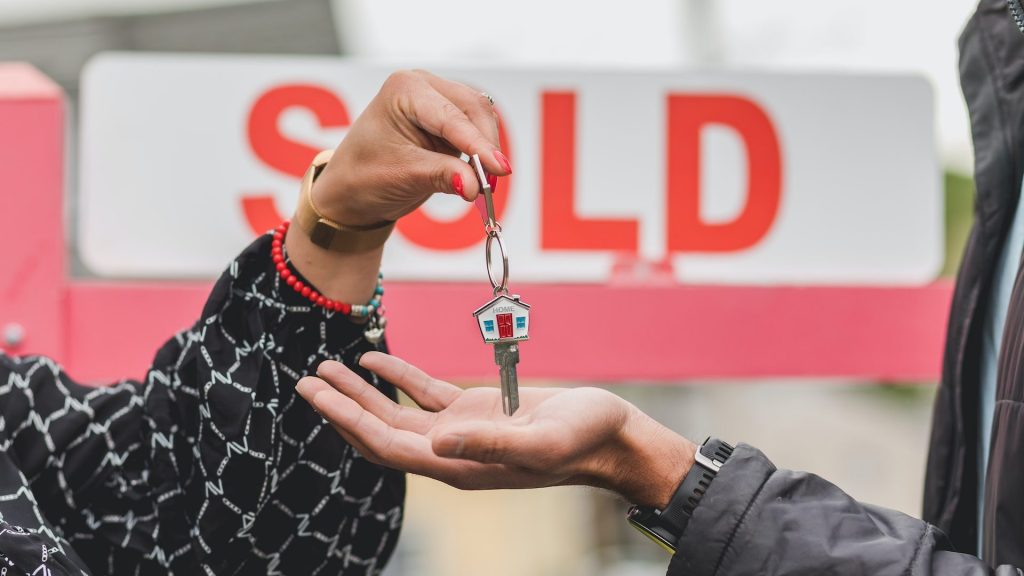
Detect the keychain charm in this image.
<box><xmin>363</xmin><ymin>314</ymin><xmax>386</xmax><ymax>345</ymax></box>
<box><xmin>469</xmin><ymin>154</ymin><xmax>529</xmax><ymax>416</ymax></box>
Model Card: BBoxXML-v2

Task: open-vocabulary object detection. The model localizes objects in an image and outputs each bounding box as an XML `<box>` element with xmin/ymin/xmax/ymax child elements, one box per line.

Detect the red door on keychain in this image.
<box><xmin>496</xmin><ymin>313</ymin><xmax>514</xmax><ymax>339</ymax></box>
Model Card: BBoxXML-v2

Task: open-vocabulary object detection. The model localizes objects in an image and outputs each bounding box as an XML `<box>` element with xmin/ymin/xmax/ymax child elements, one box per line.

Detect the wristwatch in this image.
<box><xmin>293</xmin><ymin>150</ymin><xmax>395</xmax><ymax>253</ymax></box>
<box><xmin>627</xmin><ymin>437</ymin><xmax>734</xmax><ymax>554</ymax></box>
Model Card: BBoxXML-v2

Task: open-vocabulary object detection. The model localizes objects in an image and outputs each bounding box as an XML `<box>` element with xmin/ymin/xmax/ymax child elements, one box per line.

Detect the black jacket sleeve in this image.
<box><xmin>667</xmin><ymin>445</ymin><xmax>1017</xmax><ymax>576</ymax></box>
<box><xmin>0</xmin><ymin>233</ymin><xmax>404</xmax><ymax>576</ymax></box>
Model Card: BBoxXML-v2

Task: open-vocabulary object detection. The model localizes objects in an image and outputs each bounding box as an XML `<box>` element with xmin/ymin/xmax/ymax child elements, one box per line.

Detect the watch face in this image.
<box><xmin>626</xmin><ymin>507</ymin><xmax>677</xmax><ymax>554</ymax></box>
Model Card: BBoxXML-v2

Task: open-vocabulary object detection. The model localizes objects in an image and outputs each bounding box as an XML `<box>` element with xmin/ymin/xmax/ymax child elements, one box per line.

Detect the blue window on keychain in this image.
<box><xmin>483</xmin><ymin>320</ymin><xmax>495</xmax><ymax>333</ymax></box>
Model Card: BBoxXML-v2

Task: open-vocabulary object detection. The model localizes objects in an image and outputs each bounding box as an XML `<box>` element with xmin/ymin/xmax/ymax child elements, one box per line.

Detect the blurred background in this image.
<box><xmin>0</xmin><ymin>1</ymin><xmax>979</xmax><ymax>575</ymax></box>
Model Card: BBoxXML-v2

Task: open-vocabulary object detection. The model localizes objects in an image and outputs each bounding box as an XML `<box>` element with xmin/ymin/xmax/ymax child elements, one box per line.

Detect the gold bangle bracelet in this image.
<box><xmin>293</xmin><ymin>150</ymin><xmax>395</xmax><ymax>253</ymax></box>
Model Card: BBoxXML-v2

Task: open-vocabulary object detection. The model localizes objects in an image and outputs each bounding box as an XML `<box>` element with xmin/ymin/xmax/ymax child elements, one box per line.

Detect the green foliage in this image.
<box><xmin>854</xmin><ymin>381</ymin><xmax>936</xmax><ymax>406</ymax></box>
<box><xmin>943</xmin><ymin>171</ymin><xmax>976</xmax><ymax>277</ymax></box>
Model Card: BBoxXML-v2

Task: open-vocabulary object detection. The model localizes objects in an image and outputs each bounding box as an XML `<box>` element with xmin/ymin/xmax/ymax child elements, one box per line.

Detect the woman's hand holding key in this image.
<box><xmin>296</xmin><ymin>352</ymin><xmax>698</xmax><ymax>509</ymax></box>
<box><xmin>311</xmin><ymin>69</ymin><xmax>510</xmax><ymax>226</ymax></box>
<box><xmin>285</xmin><ymin>69</ymin><xmax>510</xmax><ymax>308</ymax></box>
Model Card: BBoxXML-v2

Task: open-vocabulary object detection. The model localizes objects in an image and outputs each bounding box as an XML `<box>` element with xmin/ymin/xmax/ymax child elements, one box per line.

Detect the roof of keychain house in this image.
<box><xmin>473</xmin><ymin>294</ymin><xmax>530</xmax><ymax>343</ymax></box>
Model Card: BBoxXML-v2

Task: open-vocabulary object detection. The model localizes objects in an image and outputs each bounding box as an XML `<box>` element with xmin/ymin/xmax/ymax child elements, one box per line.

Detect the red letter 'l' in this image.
<box><xmin>541</xmin><ymin>92</ymin><xmax>638</xmax><ymax>252</ymax></box>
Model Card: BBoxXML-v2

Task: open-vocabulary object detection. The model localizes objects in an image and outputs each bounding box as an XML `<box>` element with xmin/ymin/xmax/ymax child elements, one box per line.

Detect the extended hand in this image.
<box><xmin>296</xmin><ymin>352</ymin><xmax>696</xmax><ymax>507</ymax></box>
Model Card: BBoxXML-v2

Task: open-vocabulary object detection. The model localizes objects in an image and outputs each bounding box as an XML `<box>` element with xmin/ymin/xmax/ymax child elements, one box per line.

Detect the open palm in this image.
<box><xmin>296</xmin><ymin>352</ymin><xmax>636</xmax><ymax>491</ymax></box>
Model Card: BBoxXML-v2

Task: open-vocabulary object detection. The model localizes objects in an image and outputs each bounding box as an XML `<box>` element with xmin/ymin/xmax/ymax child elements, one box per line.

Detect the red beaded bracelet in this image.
<box><xmin>271</xmin><ymin>220</ymin><xmax>383</xmax><ymax>317</ymax></box>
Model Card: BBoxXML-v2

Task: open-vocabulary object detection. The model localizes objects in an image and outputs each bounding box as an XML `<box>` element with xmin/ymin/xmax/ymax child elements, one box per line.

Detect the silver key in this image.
<box><xmin>473</xmin><ymin>293</ymin><xmax>531</xmax><ymax>416</ymax></box>
<box><xmin>494</xmin><ymin>341</ymin><xmax>520</xmax><ymax>416</ymax></box>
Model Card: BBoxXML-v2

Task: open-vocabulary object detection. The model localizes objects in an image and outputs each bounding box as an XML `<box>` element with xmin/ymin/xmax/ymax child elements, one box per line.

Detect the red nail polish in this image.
<box><xmin>452</xmin><ymin>172</ymin><xmax>467</xmax><ymax>200</ymax></box>
<box><xmin>486</xmin><ymin>174</ymin><xmax>498</xmax><ymax>192</ymax></box>
<box><xmin>493</xmin><ymin>150</ymin><xmax>512</xmax><ymax>173</ymax></box>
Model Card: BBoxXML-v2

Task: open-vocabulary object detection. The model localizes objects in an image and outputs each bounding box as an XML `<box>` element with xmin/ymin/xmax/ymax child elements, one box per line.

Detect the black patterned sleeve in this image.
<box><xmin>0</xmin><ymin>233</ymin><xmax>405</xmax><ymax>576</ymax></box>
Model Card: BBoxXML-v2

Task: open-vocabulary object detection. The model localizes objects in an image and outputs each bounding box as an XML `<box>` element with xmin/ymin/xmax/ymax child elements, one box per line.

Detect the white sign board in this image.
<box><xmin>79</xmin><ymin>53</ymin><xmax>941</xmax><ymax>285</ymax></box>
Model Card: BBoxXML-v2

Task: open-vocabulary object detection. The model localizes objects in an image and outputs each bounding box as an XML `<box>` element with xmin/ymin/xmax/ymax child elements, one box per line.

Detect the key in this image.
<box><xmin>494</xmin><ymin>341</ymin><xmax>520</xmax><ymax>416</ymax></box>
<box><xmin>473</xmin><ymin>292</ymin><xmax>530</xmax><ymax>416</ymax></box>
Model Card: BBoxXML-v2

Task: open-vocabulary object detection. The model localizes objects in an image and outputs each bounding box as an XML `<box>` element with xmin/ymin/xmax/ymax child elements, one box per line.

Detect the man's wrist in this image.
<box><xmin>606</xmin><ymin>408</ymin><xmax>696</xmax><ymax>509</ymax></box>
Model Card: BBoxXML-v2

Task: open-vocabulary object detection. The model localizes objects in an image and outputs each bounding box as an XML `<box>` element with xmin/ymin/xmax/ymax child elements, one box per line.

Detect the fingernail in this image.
<box><xmin>449</xmin><ymin>435</ymin><xmax>465</xmax><ymax>458</ymax></box>
<box><xmin>493</xmin><ymin>150</ymin><xmax>512</xmax><ymax>174</ymax></box>
<box><xmin>315</xmin><ymin>360</ymin><xmax>338</xmax><ymax>379</ymax></box>
<box><xmin>486</xmin><ymin>174</ymin><xmax>498</xmax><ymax>193</ymax></box>
<box><xmin>452</xmin><ymin>172</ymin><xmax>467</xmax><ymax>200</ymax></box>
<box><xmin>437</xmin><ymin>435</ymin><xmax>465</xmax><ymax>458</ymax></box>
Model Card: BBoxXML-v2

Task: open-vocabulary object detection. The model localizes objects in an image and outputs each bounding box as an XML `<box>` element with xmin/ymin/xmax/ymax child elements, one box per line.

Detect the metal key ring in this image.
<box><xmin>485</xmin><ymin>230</ymin><xmax>510</xmax><ymax>296</ymax></box>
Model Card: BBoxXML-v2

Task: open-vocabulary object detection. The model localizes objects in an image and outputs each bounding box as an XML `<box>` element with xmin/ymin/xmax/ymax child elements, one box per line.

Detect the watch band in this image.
<box><xmin>627</xmin><ymin>437</ymin><xmax>734</xmax><ymax>554</ymax></box>
<box><xmin>661</xmin><ymin>437</ymin><xmax>733</xmax><ymax>534</ymax></box>
<box><xmin>293</xmin><ymin>150</ymin><xmax>395</xmax><ymax>253</ymax></box>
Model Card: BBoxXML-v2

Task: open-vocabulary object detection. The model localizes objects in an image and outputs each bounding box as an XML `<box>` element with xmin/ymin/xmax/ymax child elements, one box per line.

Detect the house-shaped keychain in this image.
<box><xmin>473</xmin><ymin>294</ymin><xmax>531</xmax><ymax>343</ymax></box>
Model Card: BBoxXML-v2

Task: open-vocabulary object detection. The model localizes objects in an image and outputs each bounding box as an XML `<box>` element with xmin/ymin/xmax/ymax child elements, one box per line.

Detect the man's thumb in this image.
<box><xmin>432</xmin><ymin>423</ymin><xmax>519</xmax><ymax>464</ymax></box>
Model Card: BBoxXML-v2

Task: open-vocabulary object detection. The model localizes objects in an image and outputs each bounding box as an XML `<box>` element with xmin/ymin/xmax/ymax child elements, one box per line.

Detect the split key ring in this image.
<box><xmin>486</xmin><ymin>229</ymin><xmax>509</xmax><ymax>296</ymax></box>
<box><xmin>471</xmin><ymin>153</ymin><xmax>510</xmax><ymax>296</ymax></box>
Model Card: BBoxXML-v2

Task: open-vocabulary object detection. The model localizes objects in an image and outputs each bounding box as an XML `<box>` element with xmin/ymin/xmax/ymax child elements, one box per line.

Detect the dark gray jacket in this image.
<box><xmin>668</xmin><ymin>445</ymin><xmax>1019</xmax><ymax>575</ymax></box>
<box><xmin>665</xmin><ymin>2</ymin><xmax>1024</xmax><ymax>574</ymax></box>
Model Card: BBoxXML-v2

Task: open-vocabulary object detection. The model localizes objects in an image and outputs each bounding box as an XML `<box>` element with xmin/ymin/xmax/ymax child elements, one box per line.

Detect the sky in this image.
<box><xmin>0</xmin><ymin>0</ymin><xmax>979</xmax><ymax>172</ymax></box>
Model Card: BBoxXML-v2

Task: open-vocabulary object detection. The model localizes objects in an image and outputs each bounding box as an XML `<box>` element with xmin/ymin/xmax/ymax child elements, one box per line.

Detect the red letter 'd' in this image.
<box><xmin>541</xmin><ymin>92</ymin><xmax>638</xmax><ymax>252</ymax></box>
<box><xmin>667</xmin><ymin>94</ymin><xmax>781</xmax><ymax>252</ymax></box>
<box><xmin>242</xmin><ymin>84</ymin><xmax>350</xmax><ymax>235</ymax></box>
